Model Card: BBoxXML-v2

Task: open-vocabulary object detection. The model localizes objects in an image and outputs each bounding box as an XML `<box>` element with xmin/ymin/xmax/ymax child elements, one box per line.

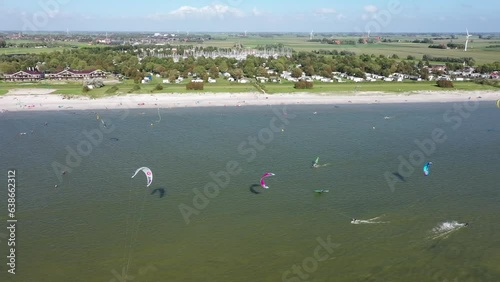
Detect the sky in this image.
<box><xmin>0</xmin><ymin>0</ymin><xmax>498</xmax><ymax>33</ymax></box>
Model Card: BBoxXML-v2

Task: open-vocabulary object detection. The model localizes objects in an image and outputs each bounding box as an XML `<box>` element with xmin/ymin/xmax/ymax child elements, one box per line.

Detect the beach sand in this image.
<box><xmin>1</xmin><ymin>90</ymin><xmax>499</xmax><ymax>112</ymax></box>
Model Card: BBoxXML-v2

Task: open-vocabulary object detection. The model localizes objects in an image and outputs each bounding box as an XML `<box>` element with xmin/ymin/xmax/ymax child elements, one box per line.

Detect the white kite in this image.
<box><xmin>131</xmin><ymin>167</ymin><xmax>153</xmax><ymax>187</ymax></box>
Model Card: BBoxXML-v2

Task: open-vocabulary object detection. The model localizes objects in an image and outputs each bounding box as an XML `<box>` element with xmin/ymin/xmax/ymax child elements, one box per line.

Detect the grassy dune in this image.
<box><xmin>1</xmin><ymin>78</ymin><xmax>498</xmax><ymax>98</ymax></box>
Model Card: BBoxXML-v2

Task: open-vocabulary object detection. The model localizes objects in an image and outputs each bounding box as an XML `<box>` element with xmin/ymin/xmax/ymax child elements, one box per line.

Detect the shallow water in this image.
<box><xmin>1</xmin><ymin>102</ymin><xmax>499</xmax><ymax>281</ymax></box>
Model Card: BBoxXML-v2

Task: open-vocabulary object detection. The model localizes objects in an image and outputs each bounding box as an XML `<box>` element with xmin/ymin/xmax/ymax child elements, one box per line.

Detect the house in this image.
<box><xmin>163</xmin><ymin>79</ymin><xmax>170</xmax><ymax>84</ymax></box>
<box><xmin>45</xmin><ymin>69</ymin><xmax>106</xmax><ymax>80</ymax></box>
<box><xmin>238</xmin><ymin>78</ymin><xmax>249</xmax><ymax>83</ymax></box>
<box><xmin>208</xmin><ymin>78</ymin><xmax>216</xmax><ymax>83</ymax></box>
<box><xmin>191</xmin><ymin>78</ymin><xmax>203</xmax><ymax>83</ymax></box>
<box><xmin>3</xmin><ymin>70</ymin><xmax>44</xmax><ymax>82</ymax></box>
<box><xmin>430</xmin><ymin>64</ymin><xmax>447</xmax><ymax>72</ymax></box>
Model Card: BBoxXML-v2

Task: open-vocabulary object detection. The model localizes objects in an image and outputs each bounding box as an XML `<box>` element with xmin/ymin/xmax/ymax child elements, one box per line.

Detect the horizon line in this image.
<box><xmin>2</xmin><ymin>30</ymin><xmax>500</xmax><ymax>34</ymax></box>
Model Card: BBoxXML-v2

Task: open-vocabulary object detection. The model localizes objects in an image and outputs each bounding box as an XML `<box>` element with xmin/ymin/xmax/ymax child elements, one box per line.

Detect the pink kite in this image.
<box><xmin>260</xmin><ymin>172</ymin><xmax>275</xmax><ymax>189</ymax></box>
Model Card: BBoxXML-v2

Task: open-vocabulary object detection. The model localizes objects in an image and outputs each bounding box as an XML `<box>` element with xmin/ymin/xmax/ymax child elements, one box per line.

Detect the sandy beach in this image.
<box><xmin>1</xmin><ymin>90</ymin><xmax>499</xmax><ymax>112</ymax></box>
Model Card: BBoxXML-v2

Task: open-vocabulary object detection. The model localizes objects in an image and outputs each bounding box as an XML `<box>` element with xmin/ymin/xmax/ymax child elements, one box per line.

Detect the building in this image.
<box><xmin>2</xmin><ymin>70</ymin><xmax>44</xmax><ymax>82</ymax></box>
<box><xmin>45</xmin><ymin>69</ymin><xmax>106</xmax><ymax>80</ymax></box>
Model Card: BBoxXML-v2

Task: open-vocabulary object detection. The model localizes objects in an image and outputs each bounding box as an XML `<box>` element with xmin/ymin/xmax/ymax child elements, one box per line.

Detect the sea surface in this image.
<box><xmin>1</xmin><ymin>101</ymin><xmax>499</xmax><ymax>282</ymax></box>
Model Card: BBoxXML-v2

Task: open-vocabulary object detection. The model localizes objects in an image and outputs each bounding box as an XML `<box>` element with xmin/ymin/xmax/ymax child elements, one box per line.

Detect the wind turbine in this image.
<box><xmin>310</xmin><ymin>29</ymin><xmax>314</xmax><ymax>40</ymax></box>
<box><xmin>464</xmin><ymin>28</ymin><xmax>472</xmax><ymax>51</ymax></box>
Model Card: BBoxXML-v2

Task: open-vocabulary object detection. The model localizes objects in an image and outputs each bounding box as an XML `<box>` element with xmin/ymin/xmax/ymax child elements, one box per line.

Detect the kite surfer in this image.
<box><xmin>351</xmin><ymin>216</ymin><xmax>388</xmax><ymax>224</ymax></box>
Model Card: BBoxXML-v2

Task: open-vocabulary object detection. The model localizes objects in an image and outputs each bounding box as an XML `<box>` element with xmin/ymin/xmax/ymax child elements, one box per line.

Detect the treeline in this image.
<box><xmin>324</xmin><ymin>38</ymin><xmax>357</xmax><ymax>45</ymax></box>
<box><xmin>422</xmin><ymin>55</ymin><xmax>475</xmax><ymax>65</ymax></box>
<box><xmin>410</xmin><ymin>38</ymin><xmax>434</xmax><ymax>44</ymax></box>
<box><xmin>446</xmin><ymin>43</ymin><xmax>466</xmax><ymax>49</ymax></box>
<box><xmin>428</xmin><ymin>44</ymin><xmax>447</xmax><ymax>49</ymax></box>
<box><xmin>429</xmin><ymin>43</ymin><xmax>466</xmax><ymax>49</ymax></box>
<box><xmin>1</xmin><ymin>46</ymin><xmax>498</xmax><ymax>83</ymax></box>
<box><xmin>475</xmin><ymin>62</ymin><xmax>500</xmax><ymax>73</ymax></box>
<box><xmin>309</xmin><ymin>38</ymin><xmax>356</xmax><ymax>45</ymax></box>
<box><xmin>255</xmin><ymin>43</ymin><xmax>286</xmax><ymax>50</ymax></box>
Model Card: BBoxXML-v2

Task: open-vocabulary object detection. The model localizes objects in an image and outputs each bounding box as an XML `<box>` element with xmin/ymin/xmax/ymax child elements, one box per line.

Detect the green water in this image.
<box><xmin>1</xmin><ymin>102</ymin><xmax>499</xmax><ymax>282</ymax></box>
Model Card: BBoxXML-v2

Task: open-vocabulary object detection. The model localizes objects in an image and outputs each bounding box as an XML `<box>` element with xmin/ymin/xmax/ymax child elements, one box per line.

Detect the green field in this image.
<box><xmin>1</xmin><ymin>77</ymin><xmax>499</xmax><ymax>97</ymax></box>
<box><xmin>0</xmin><ymin>77</ymin><xmax>257</xmax><ymax>97</ymax></box>
<box><xmin>2</xmin><ymin>39</ymin><xmax>97</xmax><ymax>55</ymax></box>
<box><xmin>3</xmin><ymin>35</ymin><xmax>500</xmax><ymax>64</ymax></box>
<box><xmin>263</xmin><ymin>80</ymin><xmax>500</xmax><ymax>93</ymax></box>
<box><xmin>196</xmin><ymin>35</ymin><xmax>500</xmax><ymax>64</ymax></box>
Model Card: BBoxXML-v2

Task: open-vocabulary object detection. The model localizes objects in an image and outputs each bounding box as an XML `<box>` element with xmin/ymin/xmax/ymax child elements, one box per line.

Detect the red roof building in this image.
<box><xmin>45</xmin><ymin>69</ymin><xmax>106</xmax><ymax>80</ymax></box>
<box><xmin>3</xmin><ymin>70</ymin><xmax>44</xmax><ymax>81</ymax></box>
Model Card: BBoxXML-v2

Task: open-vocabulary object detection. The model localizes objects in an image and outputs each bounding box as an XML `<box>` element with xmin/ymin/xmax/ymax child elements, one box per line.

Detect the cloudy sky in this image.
<box><xmin>0</xmin><ymin>0</ymin><xmax>498</xmax><ymax>33</ymax></box>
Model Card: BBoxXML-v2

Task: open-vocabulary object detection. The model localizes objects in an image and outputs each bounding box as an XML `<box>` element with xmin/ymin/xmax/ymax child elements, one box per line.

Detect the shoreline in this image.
<box><xmin>1</xmin><ymin>91</ymin><xmax>499</xmax><ymax>112</ymax></box>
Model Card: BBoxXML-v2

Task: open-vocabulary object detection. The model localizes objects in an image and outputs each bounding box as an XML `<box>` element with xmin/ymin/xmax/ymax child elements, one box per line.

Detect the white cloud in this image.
<box><xmin>252</xmin><ymin>7</ymin><xmax>262</xmax><ymax>16</ymax></box>
<box><xmin>336</xmin><ymin>14</ymin><xmax>346</xmax><ymax>21</ymax></box>
<box><xmin>364</xmin><ymin>5</ymin><xmax>378</xmax><ymax>13</ymax></box>
<box><xmin>251</xmin><ymin>7</ymin><xmax>270</xmax><ymax>17</ymax></box>
<box><xmin>150</xmin><ymin>4</ymin><xmax>245</xmax><ymax>20</ymax></box>
<box><xmin>314</xmin><ymin>8</ymin><xmax>336</xmax><ymax>15</ymax></box>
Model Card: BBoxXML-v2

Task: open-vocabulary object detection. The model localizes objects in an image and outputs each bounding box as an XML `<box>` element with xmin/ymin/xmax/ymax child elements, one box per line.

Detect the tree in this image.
<box><xmin>304</xmin><ymin>65</ymin><xmax>315</xmax><ymax>76</ymax></box>
<box><xmin>0</xmin><ymin>62</ymin><xmax>17</xmax><ymax>74</ymax></box>
<box><xmin>291</xmin><ymin>68</ymin><xmax>303</xmax><ymax>78</ymax></box>
<box><xmin>218</xmin><ymin>60</ymin><xmax>229</xmax><ymax>73</ymax></box>
<box><xmin>272</xmin><ymin>62</ymin><xmax>285</xmax><ymax>73</ymax></box>
<box><xmin>256</xmin><ymin>66</ymin><xmax>268</xmax><ymax>77</ymax></box>
<box><xmin>419</xmin><ymin>68</ymin><xmax>429</xmax><ymax>80</ymax></box>
<box><xmin>192</xmin><ymin>65</ymin><xmax>206</xmax><ymax>77</ymax></box>
<box><xmin>209</xmin><ymin>66</ymin><xmax>219</xmax><ymax>78</ymax></box>
<box><xmin>154</xmin><ymin>65</ymin><xmax>166</xmax><ymax>74</ymax></box>
<box><xmin>230</xmin><ymin>68</ymin><xmax>244</xmax><ymax>79</ymax></box>
<box><xmin>243</xmin><ymin>64</ymin><xmax>255</xmax><ymax>77</ymax></box>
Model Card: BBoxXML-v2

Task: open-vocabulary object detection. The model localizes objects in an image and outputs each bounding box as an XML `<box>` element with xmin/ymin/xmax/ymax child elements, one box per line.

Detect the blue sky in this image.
<box><xmin>0</xmin><ymin>0</ymin><xmax>498</xmax><ymax>33</ymax></box>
